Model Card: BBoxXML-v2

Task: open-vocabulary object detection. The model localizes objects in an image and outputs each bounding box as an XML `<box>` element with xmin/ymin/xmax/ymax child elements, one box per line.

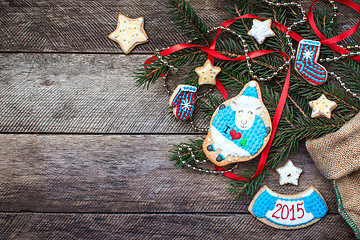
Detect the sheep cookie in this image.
<box><xmin>203</xmin><ymin>81</ymin><xmax>272</xmax><ymax>167</ymax></box>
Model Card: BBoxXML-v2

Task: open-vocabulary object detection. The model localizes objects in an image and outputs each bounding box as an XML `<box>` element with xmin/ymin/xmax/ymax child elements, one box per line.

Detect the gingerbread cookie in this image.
<box><xmin>309</xmin><ymin>94</ymin><xmax>337</xmax><ymax>119</ymax></box>
<box><xmin>295</xmin><ymin>39</ymin><xmax>327</xmax><ymax>85</ymax></box>
<box><xmin>108</xmin><ymin>14</ymin><xmax>149</xmax><ymax>54</ymax></box>
<box><xmin>276</xmin><ymin>160</ymin><xmax>303</xmax><ymax>186</ymax></box>
<box><xmin>195</xmin><ymin>59</ymin><xmax>221</xmax><ymax>86</ymax></box>
<box><xmin>203</xmin><ymin>81</ymin><xmax>272</xmax><ymax>166</ymax></box>
<box><xmin>169</xmin><ymin>85</ymin><xmax>197</xmax><ymax>121</ymax></box>
<box><xmin>248</xmin><ymin>19</ymin><xmax>275</xmax><ymax>44</ymax></box>
<box><xmin>249</xmin><ymin>185</ymin><xmax>327</xmax><ymax>230</ymax></box>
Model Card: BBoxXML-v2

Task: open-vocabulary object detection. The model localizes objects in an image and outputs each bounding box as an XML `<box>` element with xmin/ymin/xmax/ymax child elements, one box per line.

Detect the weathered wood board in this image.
<box><xmin>0</xmin><ymin>0</ymin><xmax>359</xmax><ymax>238</ymax></box>
<box><xmin>0</xmin><ymin>134</ymin><xmax>339</xmax><ymax>213</ymax></box>
<box><xmin>0</xmin><ymin>0</ymin><xmax>359</xmax><ymax>53</ymax></box>
<box><xmin>0</xmin><ymin>0</ymin><xmax>225</xmax><ymax>53</ymax></box>
<box><xmin>0</xmin><ymin>213</ymin><xmax>354</xmax><ymax>240</ymax></box>
<box><xmin>0</xmin><ymin>53</ymin><xmax>208</xmax><ymax>133</ymax></box>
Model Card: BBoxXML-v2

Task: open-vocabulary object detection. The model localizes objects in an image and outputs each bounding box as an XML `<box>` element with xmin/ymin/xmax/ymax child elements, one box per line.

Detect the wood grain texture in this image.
<box><xmin>0</xmin><ymin>213</ymin><xmax>355</xmax><ymax>240</ymax></box>
<box><xmin>0</xmin><ymin>0</ymin><xmax>225</xmax><ymax>53</ymax></box>
<box><xmin>0</xmin><ymin>53</ymin><xmax>208</xmax><ymax>133</ymax></box>
<box><xmin>0</xmin><ymin>134</ymin><xmax>338</xmax><ymax>213</ymax></box>
<box><xmin>0</xmin><ymin>0</ymin><xmax>359</xmax><ymax>53</ymax></box>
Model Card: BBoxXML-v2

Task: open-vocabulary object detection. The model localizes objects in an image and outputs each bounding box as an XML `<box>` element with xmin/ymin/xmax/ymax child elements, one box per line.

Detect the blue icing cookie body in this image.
<box><xmin>212</xmin><ymin>106</ymin><xmax>268</xmax><ymax>155</ymax></box>
<box><xmin>250</xmin><ymin>188</ymin><xmax>327</xmax><ymax>228</ymax></box>
<box><xmin>303</xmin><ymin>190</ymin><xmax>327</xmax><ymax>218</ymax></box>
<box><xmin>252</xmin><ymin>190</ymin><xmax>278</xmax><ymax>218</ymax></box>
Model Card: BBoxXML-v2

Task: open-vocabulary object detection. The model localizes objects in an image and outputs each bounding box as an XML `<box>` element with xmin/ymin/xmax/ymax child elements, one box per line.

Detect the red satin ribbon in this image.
<box><xmin>158</xmin><ymin>39</ymin><xmax>291</xmax><ymax>181</ymax></box>
<box><xmin>143</xmin><ymin>0</ymin><xmax>360</xmax><ymax>181</ymax></box>
<box><xmin>308</xmin><ymin>0</ymin><xmax>360</xmax><ymax>62</ymax></box>
<box><xmin>144</xmin><ymin>56</ymin><xmax>167</xmax><ymax>78</ymax></box>
<box><xmin>215</xmin><ymin>14</ymin><xmax>303</xmax><ymax>42</ymax></box>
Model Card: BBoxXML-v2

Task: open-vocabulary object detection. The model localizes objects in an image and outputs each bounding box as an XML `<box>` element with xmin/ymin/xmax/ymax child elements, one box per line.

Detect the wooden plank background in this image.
<box><xmin>0</xmin><ymin>0</ymin><xmax>359</xmax><ymax>239</ymax></box>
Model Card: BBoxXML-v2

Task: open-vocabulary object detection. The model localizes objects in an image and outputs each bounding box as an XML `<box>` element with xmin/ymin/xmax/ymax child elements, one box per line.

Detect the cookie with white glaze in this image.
<box><xmin>309</xmin><ymin>94</ymin><xmax>337</xmax><ymax>119</ymax></box>
<box><xmin>276</xmin><ymin>160</ymin><xmax>303</xmax><ymax>186</ymax></box>
<box><xmin>248</xmin><ymin>185</ymin><xmax>327</xmax><ymax>230</ymax></box>
<box><xmin>203</xmin><ymin>81</ymin><xmax>272</xmax><ymax>166</ymax></box>
<box><xmin>109</xmin><ymin>14</ymin><xmax>149</xmax><ymax>54</ymax></box>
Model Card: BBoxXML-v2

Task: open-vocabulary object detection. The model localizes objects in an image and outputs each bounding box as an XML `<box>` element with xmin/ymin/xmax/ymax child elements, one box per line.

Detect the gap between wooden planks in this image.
<box><xmin>0</xmin><ymin>213</ymin><xmax>354</xmax><ymax>239</ymax></box>
<box><xmin>0</xmin><ymin>134</ymin><xmax>338</xmax><ymax>213</ymax></box>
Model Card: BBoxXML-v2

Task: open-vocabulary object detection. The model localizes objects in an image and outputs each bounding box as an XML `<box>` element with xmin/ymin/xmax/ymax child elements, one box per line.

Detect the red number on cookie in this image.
<box><xmin>289</xmin><ymin>205</ymin><xmax>296</xmax><ymax>220</ymax></box>
<box><xmin>281</xmin><ymin>204</ymin><xmax>289</xmax><ymax>219</ymax></box>
<box><xmin>272</xmin><ymin>204</ymin><xmax>282</xmax><ymax>219</ymax></box>
<box><xmin>297</xmin><ymin>202</ymin><xmax>305</xmax><ymax>219</ymax></box>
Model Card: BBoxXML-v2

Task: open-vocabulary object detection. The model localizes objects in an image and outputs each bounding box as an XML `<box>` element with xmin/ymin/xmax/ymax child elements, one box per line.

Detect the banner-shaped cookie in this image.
<box><xmin>248</xmin><ymin>185</ymin><xmax>327</xmax><ymax>230</ymax></box>
<box><xmin>203</xmin><ymin>81</ymin><xmax>271</xmax><ymax>166</ymax></box>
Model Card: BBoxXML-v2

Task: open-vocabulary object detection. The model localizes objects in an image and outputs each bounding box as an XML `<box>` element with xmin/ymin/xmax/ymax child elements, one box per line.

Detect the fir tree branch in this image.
<box><xmin>168</xmin><ymin>0</ymin><xmax>211</xmax><ymax>46</ymax></box>
<box><xmin>143</xmin><ymin>0</ymin><xmax>360</xmax><ymax>201</ymax></box>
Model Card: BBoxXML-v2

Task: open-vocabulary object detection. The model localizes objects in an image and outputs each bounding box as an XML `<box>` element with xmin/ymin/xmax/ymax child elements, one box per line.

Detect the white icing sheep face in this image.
<box><xmin>231</xmin><ymin>98</ymin><xmax>264</xmax><ymax>130</ymax></box>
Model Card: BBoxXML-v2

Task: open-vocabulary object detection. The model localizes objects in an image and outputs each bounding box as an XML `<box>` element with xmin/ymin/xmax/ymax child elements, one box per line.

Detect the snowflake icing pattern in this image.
<box><xmin>304</xmin><ymin>49</ymin><xmax>314</xmax><ymax>59</ymax></box>
<box><xmin>181</xmin><ymin>99</ymin><xmax>191</xmax><ymax>111</ymax></box>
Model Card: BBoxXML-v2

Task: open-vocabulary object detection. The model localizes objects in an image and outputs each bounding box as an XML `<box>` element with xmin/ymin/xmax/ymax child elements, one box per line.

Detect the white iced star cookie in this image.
<box><xmin>309</xmin><ymin>94</ymin><xmax>337</xmax><ymax>119</ymax></box>
<box><xmin>195</xmin><ymin>59</ymin><xmax>221</xmax><ymax>86</ymax></box>
<box><xmin>108</xmin><ymin>14</ymin><xmax>149</xmax><ymax>54</ymax></box>
<box><xmin>248</xmin><ymin>19</ymin><xmax>275</xmax><ymax>44</ymax></box>
<box><xmin>276</xmin><ymin>160</ymin><xmax>303</xmax><ymax>186</ymax></box>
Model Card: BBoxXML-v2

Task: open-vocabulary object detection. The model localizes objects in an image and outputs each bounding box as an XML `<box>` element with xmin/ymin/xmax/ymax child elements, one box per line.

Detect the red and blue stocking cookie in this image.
<box><xmin>169</xmin><ymin>85</ymin><xmax>197</xmax><ymax>121</ymax></box>
<box><xmin>295</xmin><ymin>40</ymin><xmax>327</xmax><ymax>85</ymax></box>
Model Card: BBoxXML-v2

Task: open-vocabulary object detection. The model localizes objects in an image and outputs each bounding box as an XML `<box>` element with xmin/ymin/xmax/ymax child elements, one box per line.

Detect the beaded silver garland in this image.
<box><xmin>178</xmin><ymin>144</ymin><xmax>239</xmax><ymax>174</ymax></box>
<box><xmin>318</xmin><ymin>44</ymin><xmax>360</xmax><ymax>101</ymax></box>
<box><xmin>157</xmin><ymin>0</ymin><xmax>354</xmax><ymax>131</ymax></box>
<box><xmin>268</xmin><ymin>0</ymin><xmax>360</xmax><ymax>101</ymax></box>
<box><xmin>155</xmin><ymin>20</ymin><xmax>296</xmax><ymax>131</ymax></box>
<box><xmin>169</xmin><ymin>0</ymin><xmax>352</xmax><ymax>174</ymax></box>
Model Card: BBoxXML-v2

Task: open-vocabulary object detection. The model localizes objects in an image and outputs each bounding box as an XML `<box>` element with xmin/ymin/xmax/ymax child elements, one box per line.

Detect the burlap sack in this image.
<box><xmin>306</xmin><ymin>112</ymin><xmax>360</xmax><ymax>239</ymax></box>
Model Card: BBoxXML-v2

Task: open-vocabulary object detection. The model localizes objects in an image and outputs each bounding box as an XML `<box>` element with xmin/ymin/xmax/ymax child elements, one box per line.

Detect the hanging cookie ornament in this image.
<box><xmin>169</xmin><ymin>85</ymin><xmax>197</xmax><ymax>121</ymax></box>
<box><xmin>203</xmin><ymin>81</ymin><xmax>272</xmax><ymax>166</ymax></box>
<box><xmin>295</xmin><ymin>40</ymin><xmax>327</xmax><ymax>85</ymax></box>
<box><xmin>308</xmin><ymin>94</ymin><xmax>337</xmax><ymax>119</ymax></box>
<box><xmin>195</xmin><ymin>59</ymin><xmax>221</xmax><ymax>86</ymax></box>
<box><xmin>248</xmin><ymin>19</ymin><xmax>275</xmax><ymax>44</ymax></box>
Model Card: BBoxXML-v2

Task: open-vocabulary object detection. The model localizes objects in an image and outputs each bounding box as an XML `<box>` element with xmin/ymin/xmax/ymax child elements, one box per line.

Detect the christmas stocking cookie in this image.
<box><xmin>169</xmin><ymin>85</ymin><xmax>197</xmax><ymax>121</ymax></box>
<box><xmin>295</xmin><ymin>40</ymin><xmax>327</xmax><ymax>85</ymax></box>
<box><xmin>203</xmin><ymin>81</ymin><xmax>272</xmax><ymax>166</ymax></box>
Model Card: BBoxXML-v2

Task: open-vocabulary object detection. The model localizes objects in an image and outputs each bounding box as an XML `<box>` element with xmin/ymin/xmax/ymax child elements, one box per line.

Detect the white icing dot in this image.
<box><xmin>207</xmin><ymin>138</ymin><xmax>211</xmax><ymax>141</ymax></box>
<box><xmin>249</xmin><ymin>81</ymin><xmax>257</xmax><ymax>88</ymax></box>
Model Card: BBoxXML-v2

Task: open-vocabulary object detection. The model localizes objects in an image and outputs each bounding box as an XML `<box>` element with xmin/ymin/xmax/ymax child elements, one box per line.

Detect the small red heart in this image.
<box><xmin>230</xmin><ymin>129</ymin><xmax>242</xmax><ymax>140</ymax></box>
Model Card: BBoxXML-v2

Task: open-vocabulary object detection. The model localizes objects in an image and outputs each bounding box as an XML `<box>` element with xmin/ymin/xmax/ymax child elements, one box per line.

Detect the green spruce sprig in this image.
<box><xmin>168</xmin><ymin>0</ymin><xmax>212</xmax><ymax>46</ymax></box>
<box><xmin>137</xmin><ymin>0</ymin><xmax>360</xmax><ymax>200</ymax></box>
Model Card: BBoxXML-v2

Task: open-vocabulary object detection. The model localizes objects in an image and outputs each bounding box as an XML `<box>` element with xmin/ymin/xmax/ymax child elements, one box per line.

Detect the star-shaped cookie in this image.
<box><xmin>108</xmin><ymin>14</ymin><xmax>149</xmax><ymax>54</ymax></box>
<box><xmin>195</xmin><ymin>59</ymin><xmax>221</xmax><ymax>86</ymax></box>
<box><xmin>309</xmin><ymin>94</ymin><xmax>337</xmax><ymax>119</ymax></box>
<box><xmin>276</xmin><ymin>160</ymin><xmax>303</xmax><ymax>186</ymax></box>
<box><xmin>248</xmin><ymin>19</ymin><xmax>275</xmax><ymax>44</ymax></box>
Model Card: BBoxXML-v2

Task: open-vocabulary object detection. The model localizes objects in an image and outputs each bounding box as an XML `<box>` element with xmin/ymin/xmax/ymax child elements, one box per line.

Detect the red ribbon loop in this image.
<box><xmin>143</xmin><ymin>0</ymin><xmax>360</xmax><ymax>182</ymax></box>
<box><xmin>308</xmin><ymin>0</ymin><xmax>360</xmax><ymax>62</ymax></box>
<box><xmin>155</xmin><ymin>38</ymin><xmax>292</xmax><ymax>181</ymax></box>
